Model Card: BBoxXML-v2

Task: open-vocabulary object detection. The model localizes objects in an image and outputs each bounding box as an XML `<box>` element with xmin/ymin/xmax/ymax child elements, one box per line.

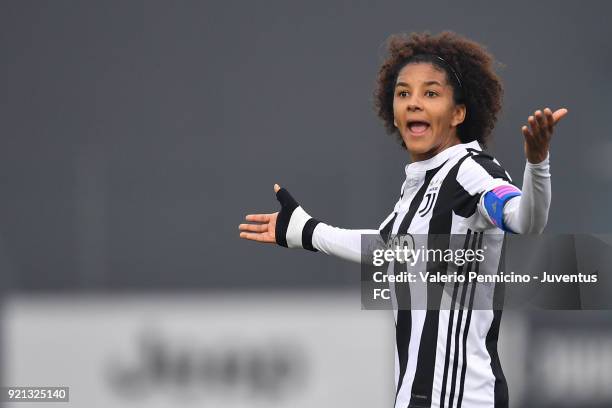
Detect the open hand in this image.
<box><xmin>522</xmin><ymin>107</ymin><xmax>568</xmax><ymax>163</ymax></box>
<box><xmin>238</xmin><ymin>184</ymin><xmax>281</xmax><ymax>244</ymax></box>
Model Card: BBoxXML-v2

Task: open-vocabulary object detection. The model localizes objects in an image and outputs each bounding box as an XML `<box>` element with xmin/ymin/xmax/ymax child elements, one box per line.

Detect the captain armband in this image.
<box><xmin>482</xmin><ymin>185</ymin><xmax>521</xmax><ymax>233</ymax></box>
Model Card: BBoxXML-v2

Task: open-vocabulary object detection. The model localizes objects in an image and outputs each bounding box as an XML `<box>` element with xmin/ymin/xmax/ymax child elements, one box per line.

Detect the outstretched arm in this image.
<box><xmin>480</xmin><ymin>107</ymin><xmax>568</xmax><ymax>234</ymax></box>
<box><xmin>239</xmin><ymin>184</ymin><xmax>384</xmax><ymax>264</ymax></box>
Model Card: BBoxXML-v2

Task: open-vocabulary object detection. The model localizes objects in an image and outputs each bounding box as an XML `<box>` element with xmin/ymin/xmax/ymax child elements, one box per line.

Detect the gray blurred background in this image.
<box><xmin>1</xmin><ymin>1</ymin><xmax>611</xmax><ymax>407</ymax></box>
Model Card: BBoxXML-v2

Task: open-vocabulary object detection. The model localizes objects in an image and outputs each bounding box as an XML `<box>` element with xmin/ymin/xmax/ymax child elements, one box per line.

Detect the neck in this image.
<box><xmin>409</xmin><ymin>134</ymin><xmax>461</xmax><ymax>162</ymax></box>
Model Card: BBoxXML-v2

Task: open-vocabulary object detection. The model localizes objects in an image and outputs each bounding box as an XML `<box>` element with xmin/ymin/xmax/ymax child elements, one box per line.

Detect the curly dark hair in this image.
<box><xmin>374</xmin><ymin>31</ymin><xmax>503</xmax><ymax>148</ymax></box>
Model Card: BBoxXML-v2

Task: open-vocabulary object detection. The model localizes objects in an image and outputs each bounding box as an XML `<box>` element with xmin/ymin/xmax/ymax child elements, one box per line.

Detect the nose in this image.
<box><xmin>406</xmin><ymin>94</ymin><xmax>423</xmax><ymax>111</ymax></box>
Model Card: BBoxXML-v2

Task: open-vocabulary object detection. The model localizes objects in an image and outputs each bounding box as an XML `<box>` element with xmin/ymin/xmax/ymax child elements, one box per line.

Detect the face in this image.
<box><xmin>393</xmin><ymin>62</ymin><xmax>466</xmax><ymax>162</ymax></box>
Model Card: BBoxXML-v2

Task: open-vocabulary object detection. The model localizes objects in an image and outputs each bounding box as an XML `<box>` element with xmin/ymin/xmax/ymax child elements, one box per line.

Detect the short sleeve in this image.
<box><xmin>456</xmin><ymin>153</ymin><xmax>521</xmax><ymax>232</ymax></box>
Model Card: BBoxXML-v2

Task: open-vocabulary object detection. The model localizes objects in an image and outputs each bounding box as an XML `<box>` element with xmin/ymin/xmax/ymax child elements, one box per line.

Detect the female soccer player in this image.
<box><xmin>239</xmin><ymin>31</ymin><xmax>567</xmax><ymax>408</ymax></box>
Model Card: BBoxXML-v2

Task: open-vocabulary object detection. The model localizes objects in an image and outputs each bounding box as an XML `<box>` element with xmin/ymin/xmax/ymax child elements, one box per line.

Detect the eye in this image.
<box><xmin>425</xmin><ymin>90</ymin><xmax>438</xmax><ymax>97</ymax></box>
<box><xmin>397</xmin><ymin>90</ymin><xmax>409</xmax><ymax>98</ymax></box>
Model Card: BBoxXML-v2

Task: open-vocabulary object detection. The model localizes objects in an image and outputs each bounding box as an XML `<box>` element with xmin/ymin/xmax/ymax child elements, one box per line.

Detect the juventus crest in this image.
<box><xmin>418</xmin><ymin>191</ymin><xmax>437</xmax><ymax>216</ymax></box>
<box><xmin>418</xmin><ymin>179</ymin><xmax>442</xmax><ymax>217</ymax></box>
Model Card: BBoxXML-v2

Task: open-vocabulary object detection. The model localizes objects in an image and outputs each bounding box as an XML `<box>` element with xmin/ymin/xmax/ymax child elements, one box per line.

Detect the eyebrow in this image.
<box><xmin>395</xmin><ymin>80</ymin><xmax>443</xmax><ymax>88</ymax></box>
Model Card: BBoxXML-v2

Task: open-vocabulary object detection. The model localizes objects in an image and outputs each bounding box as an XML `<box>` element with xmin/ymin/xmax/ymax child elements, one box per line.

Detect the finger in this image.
<box><xmin>544</xmin><ymin>108</ymin><xmax>554</xmax><ymax>133</ymax></box>
<box><xmin>521</xmin><ymin>125</ymin><xmax>532</xmax><ymax>139</ymax></box>
<box><xmin>239</xmin><ymin>231</ymin><xmax>274</xmax><ymax>243</ymax></box>
<box><xmin>245</xmin><ymin>213</ymin><xmax>272</xmax><ymax>222</ymax></box>
<box><xmin>528</xmin><ymin>115</ymin><xmax>540</xmax><ymax>138</ymax></box>
<box><xmin>239</xmin><ymin>223</ymin><xmax>268</xmax><ymax>232</ymax></box>
<box><xmin>552</xmin><ymin>108</ymin><xmax>569</xmax><ymax>125</ymax></box>
<box><xmin>275</xmin><ymin>187</ymin><xmax>299</xmax><ymax>209</ymax></box>
<box><xmin>535</xmin><ymin>110</ymin><xmax>548</xmax><ymax>137</ymax></box>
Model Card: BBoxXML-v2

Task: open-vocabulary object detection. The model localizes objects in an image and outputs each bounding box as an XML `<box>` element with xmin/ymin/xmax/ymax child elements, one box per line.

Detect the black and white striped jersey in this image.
<box><xmin>376</xmin><ymin>140</ymin><xmax>514</xmax><ymax>408</ymax></box>
<box><xmin>274</xmin><ymin>140</ymin><xmax>552</xmax><ymax>408</ymax></box>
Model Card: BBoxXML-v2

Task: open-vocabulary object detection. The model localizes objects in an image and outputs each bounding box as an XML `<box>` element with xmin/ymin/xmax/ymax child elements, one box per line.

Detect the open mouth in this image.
<box><xmin>407</xmin><ymin>121</ymin><xmax>430</xmax><ymax>136</ymax></box>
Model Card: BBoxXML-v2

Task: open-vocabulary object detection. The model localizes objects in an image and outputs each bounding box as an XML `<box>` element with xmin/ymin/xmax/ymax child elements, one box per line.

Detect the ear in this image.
<box><xmin>451</xmin><ymin>104</ymin><xmax>467</xmax><ymax>127</ymax></box>
<box><xmin>394</xmin><ymin>120</ymin><xmax>398</xmax><ymax>128</ymax></box>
